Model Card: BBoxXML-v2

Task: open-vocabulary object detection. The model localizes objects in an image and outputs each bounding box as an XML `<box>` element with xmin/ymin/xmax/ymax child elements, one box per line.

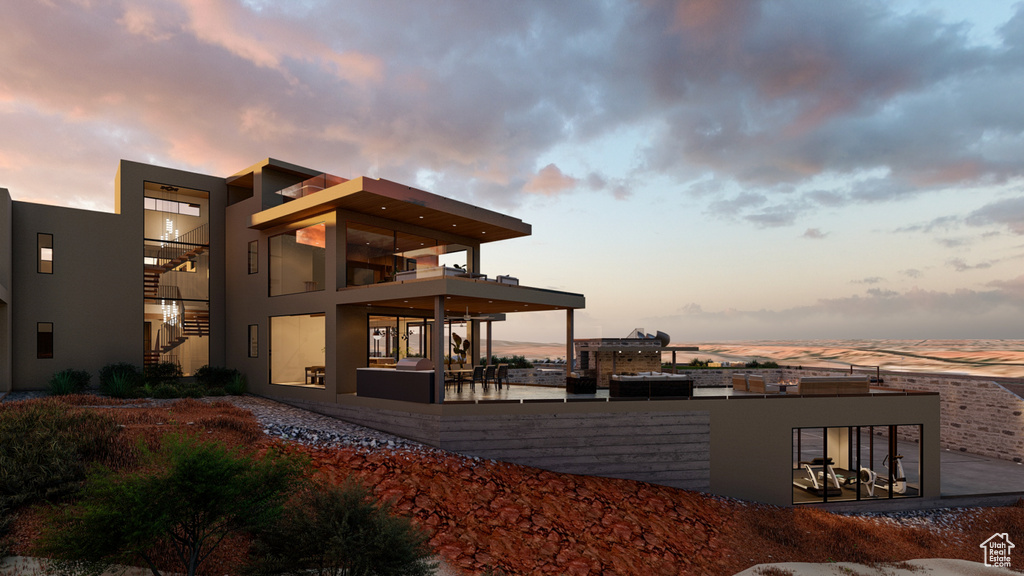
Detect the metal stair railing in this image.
<box><xmin>145</xmin><ymin>223</ymin><xmax>209</xmax><ymax>265</ymax></box>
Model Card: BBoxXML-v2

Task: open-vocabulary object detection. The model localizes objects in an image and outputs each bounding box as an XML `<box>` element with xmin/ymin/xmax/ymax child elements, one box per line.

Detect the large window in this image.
<box><xmin>368</xmin><ymin>315</ymin><xmax>431</xmax><ymax>365</ymax></box>
<box><xmin>37</xmin><ymin>322</ymin><xmax>53</xmax><ymax>359</ymax></box>
<box><xmin>142</xmin><ymin>181</ymin><xmax>210</xmax><ymax>376</ymax></box>
<box><xmin>270</xmin><ymin>223</ymin><xmax>326</xmax><ymax>295</ymax></box>
<box><xmin>38</xmin><ymin>233</ymin><xmax>53</xmax><ymax>274</ymax></box>
<box><xmin>144</xmin><ymin>196</ymin><xmax>200</xmax><ymax>216</ymax></box>
<box><xmin>792</xmin><ymin>425</ymin><xmax>922</xmax><ymax>504</ymax></box>
<box><xmin>270</xmin><ymin>314</ymin><xmax>325</xmax><ymax>387</ymax></box>
<box><xmin>344</xmin><ymin>222</ymin><xmax>468</xmax><ymax>287</ymax></box>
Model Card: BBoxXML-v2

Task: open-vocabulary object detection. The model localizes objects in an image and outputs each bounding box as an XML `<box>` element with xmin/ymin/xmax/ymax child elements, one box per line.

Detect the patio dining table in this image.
<box><xmin>446</xmin><ymin>368</ymin><xmax>475</xmax><ymax>391</ymax></box>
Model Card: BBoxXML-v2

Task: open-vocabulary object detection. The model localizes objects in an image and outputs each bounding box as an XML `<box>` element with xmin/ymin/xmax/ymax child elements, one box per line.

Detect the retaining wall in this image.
<box><xmin>273</xmin><ymin>394</ymin><xmax>711</xmax><ymax>491</ymax></box>
<box><xmin>508</xmin><ymin>367</ymin><xmax>567</xmax><ymax>387</ymax></box>
<box><xmin>440</xmin><ymin>409</ymin><xmax>711</xmax><ymax>491</ymax></box>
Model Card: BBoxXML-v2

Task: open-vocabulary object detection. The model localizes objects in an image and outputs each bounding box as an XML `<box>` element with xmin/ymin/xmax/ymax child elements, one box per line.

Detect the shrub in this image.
<box><xmin>151</xmin><ymin>383</ymin><xmax>180</xmax><ymax>399</ymax></box>
<box><xmin>0</xmin><ymin>398</ymin><xmax>120</xmax><ymax>510</ymax></box>
<box><xmin>245</xmin><ymin>480</ymin><xmax>435</xmax><ymax>576</ymax></box>
<box><xmin>99</xmin><ymin>363</ymin><xmax>142</xmax><ymax>398</ymax></box>
<box><xmin>225</xmin><ymin>373</ymin><xmax>248</xmax><ymax>396</ymax></box>
<box><xmin>181</xmin><ymin>384</ymin><xmax>206</xmax><ymax>399</ymax></box>
<box><xmin>47</xmin><ymin>368</ymin><xmax>92</xmax><ymax>396</ymax></box>
<box><xmin>145</xmin><ymin>361</ymin><xmax>182</xmax><ymax>387</ymax></box>
<box><xmin>480</xmin><ymin>355</ymin><xmax>533</xmax><ymax>369</ymax></box>
<box><xmin>38</xmin><ymin>433</ymin><xmax>309</xmax><ymax>576</ymax></box>
<box><xmin>194</xmin><ymin>365</ymin><xmax>240</xmax><ymax>390</ymax></box>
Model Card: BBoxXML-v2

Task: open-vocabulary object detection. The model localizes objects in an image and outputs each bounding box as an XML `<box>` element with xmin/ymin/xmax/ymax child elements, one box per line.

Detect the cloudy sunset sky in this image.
<box><xmin>2</xmin><ymin>0</ymin><xmax>1023</xmax><ymax>343</ymax></box>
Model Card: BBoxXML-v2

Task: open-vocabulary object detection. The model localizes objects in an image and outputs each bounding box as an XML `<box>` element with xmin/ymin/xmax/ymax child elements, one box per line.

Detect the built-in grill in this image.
<box><xmin>396</xmin><ymin>357</ymin><xmax>433</xmax><ymax>371</ymax></box>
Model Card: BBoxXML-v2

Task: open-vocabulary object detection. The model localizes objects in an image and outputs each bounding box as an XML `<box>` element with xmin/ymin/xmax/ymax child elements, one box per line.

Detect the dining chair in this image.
<box><xmin>483</xmin><ymin>364</ymin><xmax>496</xmax><ymax>390</ymax></box>
<box><xmin>496</xmin><ymin>364</ymin><xmax>509</xmax><ymax>390</ymax></box>
<box><xmin>471</xmin><ymin>365</ymin><xmax>484</xmax><ymax>391</ymax></box>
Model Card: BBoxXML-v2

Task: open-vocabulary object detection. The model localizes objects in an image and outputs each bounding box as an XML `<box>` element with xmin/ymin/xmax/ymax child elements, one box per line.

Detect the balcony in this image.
<box><xmin>276</xmin><ymin>173</ymin><xmax>348</xmax><ymax>201</ymax></box>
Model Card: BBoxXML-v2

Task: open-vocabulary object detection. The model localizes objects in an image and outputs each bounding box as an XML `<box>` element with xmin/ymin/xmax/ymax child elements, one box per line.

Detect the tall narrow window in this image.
<box><xmin>37</xmin><ymin>322</ymin><xmax>53</xmax><ymax>358</ymax></box>
<box><xmin>248</xmin><ymin>241</ymin><xmax>258</xmax><ymax>274</ymax></box>
<box><xmin>248</xmin><ymin>324</ymin><xmax>259</xmax><ymax>358</ymax></box>
<box><xmin>38</xmin><ymin>234</ymin><xmax>53</xmax><ymax>274</ymax></box>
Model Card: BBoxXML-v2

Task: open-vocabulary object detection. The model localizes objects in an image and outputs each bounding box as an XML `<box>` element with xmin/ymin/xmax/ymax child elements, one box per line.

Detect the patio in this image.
<box><xmin>439</xmin><ymin>381</ymin><xmax>913</xmax><ymax>403</ymax></box>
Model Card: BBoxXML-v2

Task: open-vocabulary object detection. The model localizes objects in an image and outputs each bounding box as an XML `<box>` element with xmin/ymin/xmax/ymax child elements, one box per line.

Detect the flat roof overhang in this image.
<box><xmin>249</xmin><ymin>176</ymin><xmax>531</xmax><ymax>243</ymax></box>
<box><xmin>226</xmin><ymin>158</ymin><xmax>323</xmax><ymax>189</ymax></box>
<box><xmin>336</xmin><ymin>277</ymin><xmax>584</xmax><ymax>316</ymax></box>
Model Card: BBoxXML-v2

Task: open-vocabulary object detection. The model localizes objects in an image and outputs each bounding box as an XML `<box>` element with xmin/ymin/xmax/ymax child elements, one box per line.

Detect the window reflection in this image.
<box><xmin>345</xmin><ymin>222</ymin><xmax>469</xmax><ymax>286</ymax></box>
<box><xmin>269</xmin><ymin>223</ymin><xmax>326</xmax><ymax>295</ymax></box>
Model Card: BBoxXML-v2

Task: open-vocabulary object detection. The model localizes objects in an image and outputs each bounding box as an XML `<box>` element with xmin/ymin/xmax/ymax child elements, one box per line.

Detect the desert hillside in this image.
<box><xmin>5</xmin><ymin>397</ymin><xmax>1023</xmax><ymax>575</ymax></box>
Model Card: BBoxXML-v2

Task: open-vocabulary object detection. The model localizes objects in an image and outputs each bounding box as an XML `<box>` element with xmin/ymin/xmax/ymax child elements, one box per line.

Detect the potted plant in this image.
<box><xmin>451</xmin><ymin>333</ymin><xmax>471</xmax><ymax>367</ymax></box>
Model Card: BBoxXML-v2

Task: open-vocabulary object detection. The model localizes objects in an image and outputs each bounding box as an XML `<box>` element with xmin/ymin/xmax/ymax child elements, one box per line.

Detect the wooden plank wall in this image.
<box><xmin>439</xmin><ymin>410</ymin><xmax>711</xmax><ymax>490</ymax></box>
<box><xmin>273</xmin><ymin>396</ymin><xmax>443</xmax><ymax>447</ymax></box>
<box><xmin>273</xmin><ymin>396</ymin><xmax>711</xmax><ymax>491</ymax></box>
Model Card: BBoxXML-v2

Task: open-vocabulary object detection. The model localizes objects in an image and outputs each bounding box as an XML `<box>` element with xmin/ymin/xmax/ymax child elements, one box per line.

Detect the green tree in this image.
<box><xmin>39</xmin><ymin>433</ymin><xmax>308</xmax><ymax>576</ymax></box>
<box><xmin>245</xmin><ymin>480</ymin><xmax>436</xmax><ymax>576</ymax></box>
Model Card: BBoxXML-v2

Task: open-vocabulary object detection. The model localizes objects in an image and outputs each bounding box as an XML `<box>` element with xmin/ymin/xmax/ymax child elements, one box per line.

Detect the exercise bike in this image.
<box><xmin>857</xmin><ymin>454</ymin><xmax>906</xmax><ymax>496</ymax></box>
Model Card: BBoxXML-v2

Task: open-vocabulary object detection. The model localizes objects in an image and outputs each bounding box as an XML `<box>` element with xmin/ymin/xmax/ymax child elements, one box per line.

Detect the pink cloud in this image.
<box><xmin>176</xmin><ymin>0</ymin><xmax>383</xmax><ymax>85</ymax></box>
<box><xmin>523</xmin><ymin>164</ymin><xmax>578</xmax><ymax>196</ymax></box>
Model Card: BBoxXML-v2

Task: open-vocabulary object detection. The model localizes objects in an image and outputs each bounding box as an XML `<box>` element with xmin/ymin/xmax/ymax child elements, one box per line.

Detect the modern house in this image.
<box><xmin>0</xmin><ymin>158</ymin><xmax>584</xmax><ymax>403</ymax></box>
<box><xmin>0</xmin><ymin>158</ymin><xmax>941</xmax><ymax>507</ymax></box>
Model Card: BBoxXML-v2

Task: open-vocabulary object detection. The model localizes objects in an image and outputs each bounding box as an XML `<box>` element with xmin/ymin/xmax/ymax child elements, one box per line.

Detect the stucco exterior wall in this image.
<box><xmin>0</xmin><ymin>188</ymin><xmax>11</xmax><ymax>393</ymax></box>
<box><xmin>116</xmin><ymin>160</ymin><xmax>229</xmax><ymax>371</ymax></box>
<box><xmin>11</xmin><ymin>202</ymin><xmax>136</xmax><ymax>389</ymax></box>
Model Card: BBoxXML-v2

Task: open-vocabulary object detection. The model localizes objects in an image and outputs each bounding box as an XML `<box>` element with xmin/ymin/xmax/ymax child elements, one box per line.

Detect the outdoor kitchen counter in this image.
<box><xmin>356</xmin><ymin>367</ymin><xmax>436</xmax><ymax>404</ymax></box>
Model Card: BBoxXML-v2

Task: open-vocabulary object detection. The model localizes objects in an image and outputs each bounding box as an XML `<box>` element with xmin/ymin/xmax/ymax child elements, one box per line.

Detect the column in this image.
<box><xmin>565</xmin><ymin>308</ymin><xmax>574</xmax><ymax>377</ymax></box>
<box><xmin>433</xmin><ymin>295</ymin><xmax>445</xmax><ymax>403</ymax></box>
<box><xmin>486</xmin><ymin>320</ymin><xmax>493</xmax><ymax>365</ymax></box>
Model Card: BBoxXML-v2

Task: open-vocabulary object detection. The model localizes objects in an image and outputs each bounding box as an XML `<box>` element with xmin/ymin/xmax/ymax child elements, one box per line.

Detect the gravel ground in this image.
<box><xmin>206</xmin><ymin>394</ymin><xmax>432</xmax><ymax>451</ymax></box>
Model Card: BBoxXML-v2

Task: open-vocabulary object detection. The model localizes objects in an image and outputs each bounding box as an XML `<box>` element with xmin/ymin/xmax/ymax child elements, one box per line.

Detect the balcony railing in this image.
<box><xmin>277</xmin><ymin>173</ymin><xmax>348</xmax><ymax>200</ymax></box>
